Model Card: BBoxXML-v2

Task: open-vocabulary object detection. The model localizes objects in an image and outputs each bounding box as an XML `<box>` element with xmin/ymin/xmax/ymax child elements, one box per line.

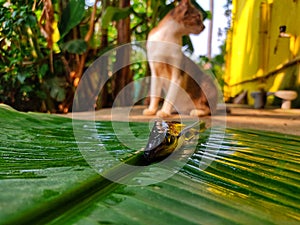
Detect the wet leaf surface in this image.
<box><xmin>0</xmin><ymin>104</ymin><xmax>300</xmax><ymax>225</ymax></box>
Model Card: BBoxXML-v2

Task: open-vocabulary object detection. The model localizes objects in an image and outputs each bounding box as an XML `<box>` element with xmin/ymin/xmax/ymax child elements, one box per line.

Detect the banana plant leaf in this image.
<box><xmin>0</xmin><ymin>104</ymin><xmax>300</xmax><ymax>224</ymax></box>
<box><xmin>58</xmin><ymin>0</ymin><xmax>85</xmax><ymax>40</ymax></box>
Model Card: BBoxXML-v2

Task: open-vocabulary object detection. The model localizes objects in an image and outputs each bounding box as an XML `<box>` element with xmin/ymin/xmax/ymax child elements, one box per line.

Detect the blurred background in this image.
<box><xmin>1</xmin><ymin>0</ymin><xmax>299</xmax><ymax>113</ymax></box>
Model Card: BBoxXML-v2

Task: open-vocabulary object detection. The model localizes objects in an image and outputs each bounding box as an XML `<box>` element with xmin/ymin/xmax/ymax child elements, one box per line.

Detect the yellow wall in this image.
<box><xmin>225</xmin><ymin>0</ymin><xmax>300</xmax><ymax>106</ymax></box>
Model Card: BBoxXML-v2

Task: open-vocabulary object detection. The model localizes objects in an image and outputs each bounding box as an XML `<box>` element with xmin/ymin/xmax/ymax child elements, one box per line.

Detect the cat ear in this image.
<box><xmin>178</xmin><ymin>0</ymin><xmax>190</xmax><ymax>16</ymax></box>
<box><xmin>179</xmin><ymin>0</ymin><xmax>191</xmax><ymax>7</ymax></box>
<box><xmin>178</xmin><ymin>0</ymin><xmax>191</xmax><ymax>12</ymax></box>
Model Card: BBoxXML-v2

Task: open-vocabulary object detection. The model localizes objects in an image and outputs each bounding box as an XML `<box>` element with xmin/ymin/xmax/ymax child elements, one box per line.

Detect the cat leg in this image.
<box><xmin>190</xmin><ymin>106</ymin><xmax>211</xmax><ymax>117</ymax></box>
<box><xmin>143</xmin><ymin>66</ymin><xmax>161</xmax><ymax>115</ymax></box>
<box><xmin>157</xmin><ymin>68</ymin><xmax>182</xmax><ymax>118</ymax></box>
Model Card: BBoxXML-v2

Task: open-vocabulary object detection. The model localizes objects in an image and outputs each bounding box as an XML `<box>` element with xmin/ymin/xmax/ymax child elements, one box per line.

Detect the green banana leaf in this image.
<box><xmin>101</xmin><ymin>6</ymin><xmax>132</xmax><ymax>29</ymax></box>
<box><xmin>58</xmin><ymin>0</ymin><xmax>86</xmax><ymax>40</ymax></box>
<box><xmin>0</xmin><ymin>104</ymin><xmax>300</xmax><ymax>225</ymax></box>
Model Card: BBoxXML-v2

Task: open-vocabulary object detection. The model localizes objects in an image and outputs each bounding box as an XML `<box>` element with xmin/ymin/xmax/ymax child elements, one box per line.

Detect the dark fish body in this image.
<box><xmin>144</xmin><ymin>120</ymin><xmax>205</xmax><ymax>162</ymax></box>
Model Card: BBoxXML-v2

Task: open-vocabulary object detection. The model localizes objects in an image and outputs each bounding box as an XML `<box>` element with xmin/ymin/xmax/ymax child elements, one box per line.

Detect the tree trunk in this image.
<box><xmin>113</xmin><ymin>0</ymin><xmax>132</xmax><ymax>106</ymax></box>
<box><xmin>207</xmin><ymin>0</ymin><xmax>214</xmax><ymax>59</ymax></box>
<box><xmin>97</xmin><ymin>0</ymin><xmax>110</xmax><ymax>109</ymax></box>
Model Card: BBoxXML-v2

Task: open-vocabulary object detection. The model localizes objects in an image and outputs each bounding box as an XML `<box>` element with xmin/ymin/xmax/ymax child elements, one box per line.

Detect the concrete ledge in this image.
<box><xmin>60</xmin><ymin>105</ymin><xmax>300</xmax><ymax>136</ymax></box>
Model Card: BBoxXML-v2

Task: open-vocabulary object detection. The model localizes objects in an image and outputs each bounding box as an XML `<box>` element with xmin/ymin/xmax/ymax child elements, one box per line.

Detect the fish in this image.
<box><xmin>143</xmin><ymin>120</ymin><xmax>205</xmax><ymax>162</ymax></box>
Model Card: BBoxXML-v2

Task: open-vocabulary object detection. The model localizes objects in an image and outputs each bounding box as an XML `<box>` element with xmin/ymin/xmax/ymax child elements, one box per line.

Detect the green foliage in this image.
<box><xmin>44</xmin><ymin>77</ymin><xmax>67</xmax><ymax>102</ymax></box>
<box><xmin>102</xmin><ymin>6</ymin><xmax>132</xmax><ymax>29</ymax></box>
<box><xmin>199</xmin><ymin>43</ymin><xmax>227</xmax><ymax>90</ymax></box>
<box><xmin>0</xmin><ymin>3</ymin><xmax>48</xmax><ymax>111</ymax></box>
<box><xmin>60</xmin><ymin>39</ymin><xmax>88</xmax><ymax>54</ymax></box>
<box><xmin>58</xmin><ymin>0</ymin><xmax>86</xmax><ymax>40</ymax></box>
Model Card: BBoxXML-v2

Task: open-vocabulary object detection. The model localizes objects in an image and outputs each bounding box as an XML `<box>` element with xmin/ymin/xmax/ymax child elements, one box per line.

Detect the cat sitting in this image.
<box><xmin>143</xmin><ymin>0</ymin><xmax>217</xmax><ymax>118</ymax></box>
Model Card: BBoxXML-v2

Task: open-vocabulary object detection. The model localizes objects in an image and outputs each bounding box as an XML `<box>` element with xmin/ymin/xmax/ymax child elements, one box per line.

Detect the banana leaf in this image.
<box><xmin>0</xmin><ymin>104</ymin><xmax>300</xmax><ymax>225</ymax></box>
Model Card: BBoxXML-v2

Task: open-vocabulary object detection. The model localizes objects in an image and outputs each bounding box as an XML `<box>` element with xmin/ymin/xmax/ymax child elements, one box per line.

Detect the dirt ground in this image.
<box><xmin>63</xmin><ymin>104</ymin><xmax>300</xmax><ymax>136</ymax></box>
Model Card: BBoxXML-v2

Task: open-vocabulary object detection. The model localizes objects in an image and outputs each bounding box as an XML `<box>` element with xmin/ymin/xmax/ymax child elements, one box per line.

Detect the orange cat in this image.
<box><xmin>143</xmin><ymin>0</ymin><xmax>217</xmax><ymax>117</ymax></box>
